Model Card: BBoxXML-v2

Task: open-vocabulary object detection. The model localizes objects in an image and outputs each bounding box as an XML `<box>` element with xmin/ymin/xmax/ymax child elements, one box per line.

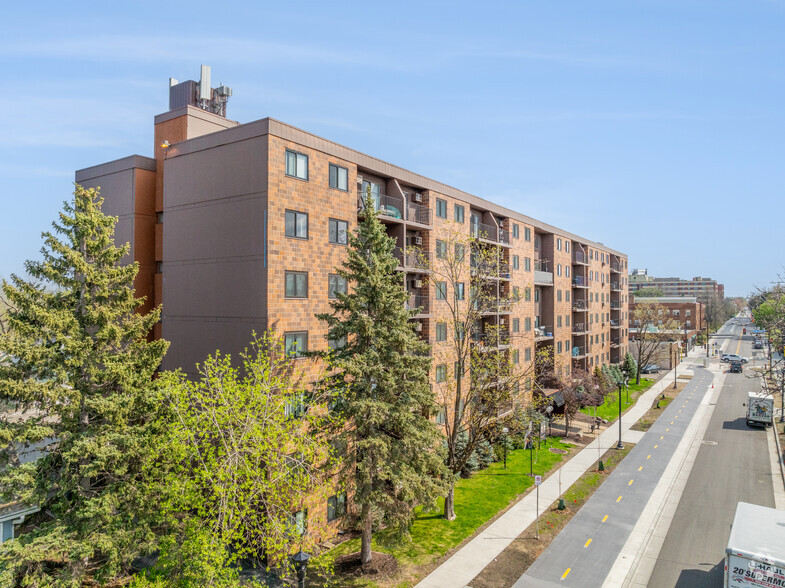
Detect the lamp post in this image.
<box><xmin>705</xmin><ymin>314</ymin><xmax>710</xmax><ymax>358</ymax></box>
<box><xmin>779</xmin><ymin>368</ymin><xmax>785</xmax><ymax>424</ymax></box>
<box><xmin>616</xmin><ymin>381</ymin><xmax>624</xmax><ymax>450</ymax></box>
<box><xmin>673</xmin><ymin>345</ymin><xmax>678</xmax><ymax>389</ymax></box>
<box><xmin>529</xmin><ymin>432</ymin><xmax>534</xmax><ymax>476</ymax></box>
<box><xmin>501</xmin><ymin>427</ymin><xmax>509</xmax><ymax>469</ymax></box>
<box><xmin>546</xmin><ymin>405</ymin><xmax>553</xmax><ymax>436</ymax></box>
<box><xmin>291</xmin><ymin>549</ymin><xmax>311</xmax><ymax>588</ymax></box>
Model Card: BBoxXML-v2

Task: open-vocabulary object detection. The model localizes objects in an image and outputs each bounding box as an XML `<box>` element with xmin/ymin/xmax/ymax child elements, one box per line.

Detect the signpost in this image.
<box><xmin>535</xmin><ymin>475</ymin><xmax>542</xmax><ymax>539</ymax></box>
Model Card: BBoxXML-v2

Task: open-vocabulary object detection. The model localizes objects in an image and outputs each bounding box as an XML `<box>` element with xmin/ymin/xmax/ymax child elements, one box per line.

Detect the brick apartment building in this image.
<box><xmin>628</xmin><ymin>269</ymin><xmax>724</xmax><ymax>299</ymax></box>
<box><xmin>75</xmin><ymin>68</ymin><xmax>630</xmax><ymax>536</ymax></box>
<box><xmin>629</xmin><ymin>296</ymin><xmax>705</xmax><ymax>352</ymax></box>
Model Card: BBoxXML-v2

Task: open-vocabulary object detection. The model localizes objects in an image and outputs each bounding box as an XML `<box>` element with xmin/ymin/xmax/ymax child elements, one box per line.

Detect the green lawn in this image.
<box><xmin>580</xmin><ymin>379</ymin><xmax>654</xmax><ymax>422</ymax></box>
<box><xmin>328</xmin><ymin>437</ymin><xmax>573</xmax><ymax>571</ymax></box>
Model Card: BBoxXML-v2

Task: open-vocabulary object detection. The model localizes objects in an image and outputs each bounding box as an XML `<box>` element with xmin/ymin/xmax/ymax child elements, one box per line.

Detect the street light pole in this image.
<box><xmin>502</xmin><ymin>427</ymin><xmax>509</xmax><ymax>469</ymax></box>
<box><xmin>705</xmin><ymin>314</ymin><xmax>710</xmax><ymax>358</ymax></box>
<box><xmin>673</xmin><ymin>346</ymin><xmax>678</xmax><ymax>389</ymax></box>
<box><xmin>616</xmin><ymin>381</ymin><xmax>624</xmax><ymax>450</ymax></box>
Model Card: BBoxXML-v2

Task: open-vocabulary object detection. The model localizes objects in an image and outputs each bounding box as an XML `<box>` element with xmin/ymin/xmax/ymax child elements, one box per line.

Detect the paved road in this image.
<box><xmin>515</xmin><ymin>364</ymin><xmax>714</xmax><ymax>587</ymax></box>
<box><xmin>647</xmin><ymin>320</ymin><xmax>775</xmax><ymax>587</ymax></box>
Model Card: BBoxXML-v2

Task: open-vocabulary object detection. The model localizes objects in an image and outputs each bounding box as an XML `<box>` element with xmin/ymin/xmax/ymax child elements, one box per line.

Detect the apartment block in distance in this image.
<box><xmin>75</xmin><ymin>67</ymin><xmax>630</xmax><ymax>537</ymax></box>
<box><xmin>629</xmin><ymin>296</ymin><xmax>705</xmax><ymax>351</ymax></box>
<box><xmin>629</xmin><ymin>269</ymin><xmax>724</xmax><ymax>299</ymax></box>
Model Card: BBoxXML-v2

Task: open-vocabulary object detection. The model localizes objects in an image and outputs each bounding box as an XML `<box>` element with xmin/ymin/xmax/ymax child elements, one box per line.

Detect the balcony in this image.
<box><xmin>572</xmin><ymin>276</ymin><xmax>589</xmax><ymax>288</ymax></box>
<box><xmin>406</xmin><ymin>201</ymin><xmax>432</xmax><ymax>227</ymax></box>
<box><xmin>405</xmin><ymin>294</ymin><xmax>430</xmax><ymax>317</ymax></box>
<box><xmin>473</xmin><ymin>297</ymin><xmax>513</xmax><ymax>315</ymax></box>
<box><xmin>473</xmin><ymin>329</ymin><xmax>511</xmax><ymax>350</ymax></box>
<box><xmin>358</xmin><ymin>193</ymin><xmax>404</xmax><ymax>222</ymax></box>
<box><xmin>610</xmin><ymin>261</ymin><xmax>621</xmax><ymax>273</ymax></box>
<box><xmin>471</xmin><ymin>262</ymin><xmax>511</xmax><ymax>280</ymax></box>
<box><xmin>610</xmin><ymin>282</ymin><xmax>622</xmax><ymax>292</ymax></box>
<box><xmin>534</xmin><ymin>258</ymin><xmax>553</xmax><ymax>286</ymax></box>
<box><xmin>610</xmin><ymin>319</ymin><xmax>620</xmax><ymax>328</ymax></box>
<box><xmin>573</xmin><ymin>251</ymin><xmax>588</xmax><ymax>265</ymax></box>
<box><xmin>572</xmin><ymin>298</ymin><xmax>589</xmax><ymax>311</ymax></box>
<box><xmin>572</xmin><ymin>323</ymin><xmax>588</xmax><ymax>335</ymax></box>
<box><xmin>534</xmin><ymin>325</ymin><xmax>554</xmax><ymax>340</ymax></box>
<box><xmin>570</xmin><ymin>345</ymin><xmax>588</xmax><ymax>359</ymax></box>
<box><xmin>610</xmin><ymin>301</ymin><xmax>621</xmax><ymax>310</ymax></box>
<box><xmin>393</xmin><ymin>248</ymin><xmax>431</xmax><ymax>272</ymax></box>
<box><xmin>471</xmin><ymin>222</ymin><xmax>511</xmax><ymax>245</ymax></box>
<box><xmin>610</xmin><ymin>338</ymin><xmax>621</xmax><ymax>347</ymax></box>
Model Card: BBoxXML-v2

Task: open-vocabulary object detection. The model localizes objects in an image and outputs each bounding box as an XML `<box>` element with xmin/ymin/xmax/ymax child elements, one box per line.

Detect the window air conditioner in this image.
<box><xmin>414</xmin><ymin>322</ymin><xmax>423</xmax><ymax>332</ymax></box>
<box><xmin>413</xmin><ymin>193</ymin><xmax>423</xmax><ymax>203</ymax></box>
<box><xmin>356</xmin><ymin>175</ymin><xmax>364</xmax><ymax>185</ymax></box>
<box><xmin>414</xmin><ymin>236</ymin><xmax>423</xmax><ymax>246</ymax></box>
<box><xmin>414</xmin><ymin>279</ymin><xmax>423</xmax><ymax>289</ymax></box>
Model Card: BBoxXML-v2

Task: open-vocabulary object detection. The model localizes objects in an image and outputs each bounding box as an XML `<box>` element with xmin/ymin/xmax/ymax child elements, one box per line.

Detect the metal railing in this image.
<box><xmin>610</xmin><ymin>282</ymin><xmax>622</xmax><ymax>291</ymax></box>
<box><xmin>534</xmin><ymin>258</ymin><xmax>551</xmax><ymax>272</ymax></box>
<box><xmin>573</xmin><ymin>251</ymin><xmax>588</xmax><ymax>264</ymax></box>
<box><xmin>406</xmin><ymin>201</ymin><xmax>432</xmax><ymax>226</ymax></box>
<box><xmin>534</xmin><ymin>325</ymin><xmax>553</xmax><ymax>338</ymax></box>
<box><xmin>572</xmin><ymin>323</ymin><xmax>588</xmax><ymax>334</ymax></box>
<box><xmin>573</xmin><ymin>276</ymin><xmax>589</xmax><ymax>287</ymax></box>
<box><xmin>472</xmin><ymin>329</ymin><xmax>511</xmax><ymax>348</ymax></box>
<box><xmin>470</xmin><ymin>222</ymin><xmax>511</xmax><ymax>244</ymax></box>
<box><xmin>358</xmin><ymin>192</ymin><xmax>404</xmax><ymax>220</ymax></box>
<box><xmin>610</xmin><ymin>319</ymin><xmax>620</xmax><ymax>327</ymax></box>
<box><xmin>405</xmin><ymin>295</ymin><xmax>429</xmax><ymax>315</ymax></box>
<box><xmin>571</xmin><ymin>345</ymin><xmax>587</xmax><ymax>358</ymax></box>
<box><xmin>572</xmin><ymin>299</ymin><xmax>588</xmax><ymax>310</ymax></box>
<box><xmin>394</xmin><ymin>247</ymin><xmax>431</xmax><ymax>270</ymax></box>
<box><xmin>610</xmin><ymin>261</ymin><xmax>621</xmax><ymax>272</ymax></box>
<box><xmin>610</xmin><ymin>301</ymin><xmax>621</xmax><ymax>309</ymax></box>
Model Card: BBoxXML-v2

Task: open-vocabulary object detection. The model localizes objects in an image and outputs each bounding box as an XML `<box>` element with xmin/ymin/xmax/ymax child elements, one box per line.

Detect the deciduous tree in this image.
<box><xmin>630</xmin><ymin>301</ymin><xmax>679</xmax><ymax>384</ymax></box>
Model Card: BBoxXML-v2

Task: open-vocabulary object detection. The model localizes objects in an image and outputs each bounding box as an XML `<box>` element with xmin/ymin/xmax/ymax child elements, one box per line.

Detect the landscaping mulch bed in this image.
<box><xmin>333</xmin><ymin>550</ymin><xmax>398</xmax><ymax>577</ymax></box>
<box><xmin>468</xmin><ymin>444</ymin><xmax>634</xmax><ymax>588</ymax></box>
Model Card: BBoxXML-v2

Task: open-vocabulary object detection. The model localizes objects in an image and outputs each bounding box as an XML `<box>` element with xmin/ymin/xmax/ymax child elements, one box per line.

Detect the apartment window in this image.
<box><xmin>285</xmin><ymin>150</ymin><xmax>308</xmax><ymax>180</ymax></box>
<box><xmin>454</xmin><ymin>204</ymin><xmax>465</xmax><ymax>223</ymax></box>
<box><xmin>557</xmin><ymin>238</ymin><xmax>562</xmax><ymax>251</ymax></box>
<box><xmin>686</xmin><ymin>320</ymin><xmax>691</xmax><ymax>327</ymax></box>
<box><xmin>566</xmin><ymin>266</ymin><xmax>570</xmax><ymax>278</ymax></box>
<box><xmin>156</xmin><ymin>261</ymin><xmax>163</xmax><ymax>273</ymax></box>
<box><xmin>589</xmin><ymin>249</ymin><xmax>594</xmax><ymax>260</ymax></box>
<box><xmin>557</xmin><ymin>290</ymin><xmax>562</xmax><ymax>302</ymax></box>
<box><xmin>455</xmin><ymin>243</ymin><xmax>465</xmax><ymax>262</ymax></box>
<box><xmin>435</xmin><ymin>364</ymin><xmax>447</xmax><ymax>382</ymax></box>
<box><xmin>285</xmin><ymin>210</ymin><xmax>308</xmax><ymax>239</ymax></box>
<box><xmin>436</xmin><ymin>239</ymin><xmax>447</xmax><ymax>259</ymax></box>
<box><xmin>329</xmin><ymin>218</ymin><xmax>348</xmax><ymax>245</ymax></box>
<box><xmin>455</xmin><ymin>283</ymin><xmax>465</xmax><ymax>300</ymax></box>
<box><xmin>525</xmin><ymin>347</ymin><xmax>532</xmax><ymax>361</ymax></box>
<box><xmin>557</xmin><ymin>341</ymin><xmax>563</xmax><ymax>353</ymax></box>
<box><xmin>285</xmin><ymin>332</ymin><xmax>308</xmax><ymax>358</ymax></box>
<box><xmin>524</xmin><ymin>257</ymin><xmax>531</xmax><ymax>272</ymax></box>
<box><xmin>156</xmin><ymin>211</ymin><xmax>163</xmax><ymax>223</ymax></box>
<box><xmin>525</xmin><ymin>317</ymin><xmax>532</xmax><ymax>331</ymax></box>
<box><xmin>512</xmin><ymin>255</ymin><xmax>519</xmax><ymax>270</ymax></box>
<box><xmin>435</xmin><ymin>281</ymin><xmax>447</xmax><ymax>300</ymax></box>
<box><xmin>566</xmin><ymin>316</ymin><xmax>570</xmax><ymax>327</ymax></box>
<box><xmin>285</xmin><ymin>271</ymin><xmax>308</xmax><ymax>298</ymax></box>
<box><xmin>513</xmin><ymin>286</ymin><xmax>520</xmax><ymax>299</ymax></box>
<box><xmin>525</xmin><ymin>287</ymin><xmax>531</xmax><ymax>302</ymax></box>
<box><xmin>565</xmin><ymin>241</ymin><xmax>570</xmax><ymax>253</ymax></box>
<box><xmin>436</xmin><ymin>409</ymin><xmax>446</xmax><ymax>425</ymax></box>
<box><xmin>436</xmin><ymin>198</ymin><xmax>448</xmax><ymax>218</ymax></box>
<box><xmin>513</xmin><ymin>349</ymin><xmax>520</xmax><ymax>364</ymax></box>
<box><xmin>328</xmin><ymin>274</ymin><xmax>347</xmax><ymax>298</ymax></box>
<box><xmin>686</xmin><ymin>309</ymin><xmax>691</xmax><ymax>316</ymax></box>
<box><xmin>673</xmin><ymin>309</ymin><xmax>680</xmax><ymax>316</ymax></box>
<box><xmin>524</xmin><ymin>227</ymin><xmax>531</xmax><ymax>242</ymax></box>
<box><xmin>534</xmin><ymin>235</ymin><xmax>541</xmax><ymax>250</ymax></box>
<box><xmin>328</xmin><ymin>335</ymin><xmax>346</xmax><ymax>350</ymax></box>
<box><xmin>513</xmin><ymin>224</ymin><xmax>520</xmax><ymax>239</ymax></box>
<box><xmin>290</xmin><ymin>509</ymin><xmax>308</xmax><ymax>535</ymax></box>
<box><xmin>513</xmin><ymin>318</ymin><xmax>520</xmax><ymax>333</ymax></box>
<box><xmin>327</xmin><ymin>492</ymin><xmax>347</xmax><ymax>522</ymax></box>
<box><xmin>436</xmin><ymin>322</ymin><xmax>447</xmax><ymax>342</ymax></box>
<box><xmin>329</xmin><ymin>163</ymin><xmax>348</xmax><ymax>191</ymax></box>
<box><xmin>557</xmin><ymin>264</ymin><xmax>562</xmax><ymax>277</ymax></box>
<box><xmin>557</xmin><ymin>316</ymin><xmax>562</xmax><ymax>328</ymax></box>
<box><xmin>534</xmin><ymin>289</ymin><xmax>540</xmax><ymax>302</ymax></box>
<box><xmin>565</xmin><ymin>290</ymin><xmax>570</xmax><ymax>302</ymax></box>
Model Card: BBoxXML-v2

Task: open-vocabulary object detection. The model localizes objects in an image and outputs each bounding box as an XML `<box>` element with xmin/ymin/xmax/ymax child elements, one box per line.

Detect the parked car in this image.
<box><xmin>721</xmin><ymin>353</ymin><xmax>749</xmax><ymax>363</ymax></box>
<box><xmin>729</xmin><ymin>360</ymin><xmax>743</xmax><ymax>373</ymax></box>
<box><xmin>754</xmin><ymin>340</ymin><xmax>764</xmax><ymax>350</ymax></box>
<box><xmin>641</xmin><ymin>364</ymin><xmax>660</xmax><ymax>374</ymax></box>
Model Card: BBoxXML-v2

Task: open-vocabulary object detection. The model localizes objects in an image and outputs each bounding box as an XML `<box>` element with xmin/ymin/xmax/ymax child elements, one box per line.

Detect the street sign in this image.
<box><xmin>535</xmin><ymin>475</ymin><xmax>542</xmax><ymax>486</ymax></box>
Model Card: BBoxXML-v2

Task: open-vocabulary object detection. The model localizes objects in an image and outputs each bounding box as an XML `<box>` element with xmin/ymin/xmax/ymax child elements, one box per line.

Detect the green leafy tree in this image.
<box><xmin>0</xmin><ymin>185</ymin><xmax>168</xmax><ymax>586</ymax></box>
<box><xmin>315</xmin><ymin>191</ymin><xmax>448</xmax><ymax>566</ymax></box>
<box><xmin>633</xmin><ymin>287</ymin><xmax>665</xmax><ymax>298</ymax></box>
<box><xmin>148</xmin><ymin>333</ymin><xmax>334</xmax><ymax>585</ymax></box>
<box><xmin>630</xmin><ymin>301</ymin><xmax>679</xmax><ymax>384</ymax></box>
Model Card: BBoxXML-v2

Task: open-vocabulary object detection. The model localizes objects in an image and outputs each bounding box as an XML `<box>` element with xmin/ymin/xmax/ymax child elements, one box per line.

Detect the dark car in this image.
<box><xmin>730</xmin><ymin>360</ymin><xmax>743</xmax><ymax>373</ymax></box>
<box><xmin>754</xmin><ymin>340</ymin><xmax>764</xmax><ymax>349</ymax></box>
<box><xmin>641</xmin><ymin>364</ymin><xmax>660</xmax><ymax>374</ymax></box>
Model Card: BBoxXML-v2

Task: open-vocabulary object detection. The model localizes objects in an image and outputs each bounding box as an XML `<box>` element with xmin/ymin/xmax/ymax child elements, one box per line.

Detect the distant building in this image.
<box><xmin>629</xmin><ymin>296</ymin><xmax>705</xmax><ymax>351</ymax></box>
<box><xmin>628</xmin><ymin>269</ymin><xmax>724</xmax><ymax>299</ymax></box>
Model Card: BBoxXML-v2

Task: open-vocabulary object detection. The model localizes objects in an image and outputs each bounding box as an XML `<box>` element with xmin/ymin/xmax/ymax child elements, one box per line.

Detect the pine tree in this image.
<box><xmin>315</xmin><ymin>191</ymin><xmax>447</xmax><ymax>566</ymax></box>
<box><xmin>0</xmin><ymin>185</ymin><xmax>168</xmax><ymax>585</ymax></box>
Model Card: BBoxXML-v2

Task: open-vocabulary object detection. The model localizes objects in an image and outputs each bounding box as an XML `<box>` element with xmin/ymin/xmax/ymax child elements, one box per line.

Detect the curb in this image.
<box><xmin>773</xmin><ymin>418</ymin><xmax>785</xmax><ymax>496</ymax></box>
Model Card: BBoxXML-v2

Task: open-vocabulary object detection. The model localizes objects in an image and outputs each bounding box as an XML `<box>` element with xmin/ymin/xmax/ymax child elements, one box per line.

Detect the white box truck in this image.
<box><xmin>725</xmin><ymin>502</ymin><xmax>785</xmax><ymax>587</ymax></box>
<box><xmin>745</xmin><ymin>392</ymin><xmax>774</xmax><ymax>427</ymax></box>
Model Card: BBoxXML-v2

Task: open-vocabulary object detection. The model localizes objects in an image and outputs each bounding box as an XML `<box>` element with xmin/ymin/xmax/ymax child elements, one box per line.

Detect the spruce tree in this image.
<box><xmin>316</xmin><ymin>191</ymin><xmax>447</xmax><ymax>566</ymax></box>
<box><xmin>0</xmin><ymin>185</ymin><xmax>168</xmax><ymax>585</ymax></box>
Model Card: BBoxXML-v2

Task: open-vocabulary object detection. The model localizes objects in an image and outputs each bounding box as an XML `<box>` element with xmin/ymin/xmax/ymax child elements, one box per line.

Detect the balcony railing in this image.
<box><xmin>610</xmin><ymin>338</ymin><xmax>621</xmax><ymax>347</ymax></box>
<box><xmin>610</xmin><ymin>319</ymin><xmax>620</xmax><ymax>327</ymax></box>
<box><xmin>471</xmin><ymin>262</ymin><xmax>511</xmax><ymax>279</ymax></box>
<box><xmin>472</xmin><ymin>329</ymin><xmax>511</xmax><ymax>348</ymax></box>
<box><xmin>405</xmin><ymin>295</ymin><xmax>429</xmax><ymax>315</ymax></box>
<box><xmin>572</xmin><ymin>298</ymin><xmax>589</xmax><ymax>310</ymax></box>
<box><xmin>571</xmin><ymin>345</ymin><xmax>587</xmax><ymax>358</ymax></box>
<box><xmin>534</xmin><ymin>258</ymin><xmax>551</xmax><ymax>272</ymax></box>
<box><xmin>358</xmin><ymin>192</ymin><xmax>405</xmax><ymax>221</ymax></box>
<box><xmin>393</xmin><ymin>248</ymin><xmax>431</xmax><ymax>270</ymax></box>
<box><xmin>610</xmin><ymin>261</ymin><xmax>621</xmax><ymax>273</ymax></box>
<box><xmin>573</xmin><ymin>251</ymin><xmax>588</xmax><ymax>265</ymax></box>
<box><xmin>610</xmin><ymin>282</ymin><xmax>622</xmax><ymax>291</ymax></box>
<box><xmin>471</xmin><ymin>222</ymin><xmax>511</xmax><ymax>244</ymax></box>
<box><xmin>406</xmin><ymin>201</ymin><xmax>432</xmax><ymax>226</ymax></box>
<box><xmin>573</xmin><ymin>276</ymin><xmax>589</xmax><ymax>288</ymax></box>
<box><xmin>572</xmin><ymin>323</ymin><xmax>588</xmax><ymax>334</ymax></box>
<box><xmin>610</xmin><ymin>301</ymin><xmax>621</xmax><ymax>310</ymax></box>
<box><xmin>534</xmin><ymin>325</ymin><xmax>553</xmax><ymax>339</ymax></box>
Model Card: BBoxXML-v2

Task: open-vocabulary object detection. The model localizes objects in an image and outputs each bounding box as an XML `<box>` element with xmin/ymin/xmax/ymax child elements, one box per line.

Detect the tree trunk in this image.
<box><xmin>360</xmin><ymin>503</ymin><xmax>373</xmax><ymax>566</ymax></box>
<box><xmin>636</xmin><ymin>366</ymin><xmax>641</xmax><ymax>385</ymax></box>
<box><xmin>444</xmin><ymin>483</ymin><xmax>456</xmax><ymax>520</ymax></box>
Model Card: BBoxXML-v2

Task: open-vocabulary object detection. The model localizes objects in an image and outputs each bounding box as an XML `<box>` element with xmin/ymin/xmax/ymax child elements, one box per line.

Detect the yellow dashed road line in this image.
<box><xmin>617</xmin><ymin>496</ymin><xmax>623</xmax><ymax>502</ymax></box>
<box><xmin>602</xmin><ymin>515</ymin><xmax>609</xmax><ymax>522</ymax></box>
<box><xmin>562</xmin><ymin>568</ymin><xmax>571</xmax><ymax>580</ymax></box>
<box><xmin>638</xmin><ymin>466</ymin><xmax>643</xmax><ymax>471</ymax></box>
<box><xmin>584</xmin><ymin>538</ymin><xmax>592</xmax><ymax>548</ymax></box>
<box><xmin>629</xmin><ymin>479</ymin><xmax>634</xmax><ymax>485</ymax></box>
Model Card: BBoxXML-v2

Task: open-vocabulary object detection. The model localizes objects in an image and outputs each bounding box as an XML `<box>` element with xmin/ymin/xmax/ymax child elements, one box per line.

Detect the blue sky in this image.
<box><xmin>1</xmin><ymin>0</ymin><xmax>783</xmax><ymax>297</ymax></box>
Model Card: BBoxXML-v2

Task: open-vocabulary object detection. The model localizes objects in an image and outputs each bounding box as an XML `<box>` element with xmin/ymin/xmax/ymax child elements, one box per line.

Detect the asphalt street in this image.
<box><xmin>515</xmin><ymin>361</ymin><xmax>714</xmax><ymax>587</ymax></box>
<box><xmin>646</xmin><ymin>320</ymin><xmax>775</xmax><ymax>587</ymax></box>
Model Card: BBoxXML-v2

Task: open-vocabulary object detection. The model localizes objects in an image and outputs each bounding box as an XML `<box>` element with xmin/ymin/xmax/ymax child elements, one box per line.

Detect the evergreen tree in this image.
<box><xmin>315</xmin><ymin>191</ymin><xmax>447</xmax><ymax>566</ymax></box>
<box><xmin>0</xmin><ymin>185</ymin><xmax>168</xmax><ymax>586</ymax></box>
<box><xmin>622</xmin><ymin>352</ymin><xmax>638</xmax><ymax>381</ymax></box>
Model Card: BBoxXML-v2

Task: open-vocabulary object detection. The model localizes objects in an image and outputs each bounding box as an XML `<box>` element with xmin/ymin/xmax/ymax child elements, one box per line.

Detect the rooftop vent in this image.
<box><xmin>168</xmin><ymin>65</ymin><xmax>232</xmax><ymax>117</ymax></box>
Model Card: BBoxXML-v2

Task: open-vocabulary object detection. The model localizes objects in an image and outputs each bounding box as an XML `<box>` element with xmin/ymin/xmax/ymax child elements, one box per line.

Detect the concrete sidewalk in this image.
<box><xmin>416</xmin><ymin>348</ymin><xmax>707</xmax><ymax>588</ymax></box>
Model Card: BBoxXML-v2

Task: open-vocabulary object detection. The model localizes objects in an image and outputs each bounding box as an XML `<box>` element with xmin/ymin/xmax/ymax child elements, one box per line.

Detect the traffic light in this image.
<box><xmin>743</xmin><ymin>328</ymin><xmax>747</xmax><ymax>334</ymax></box>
